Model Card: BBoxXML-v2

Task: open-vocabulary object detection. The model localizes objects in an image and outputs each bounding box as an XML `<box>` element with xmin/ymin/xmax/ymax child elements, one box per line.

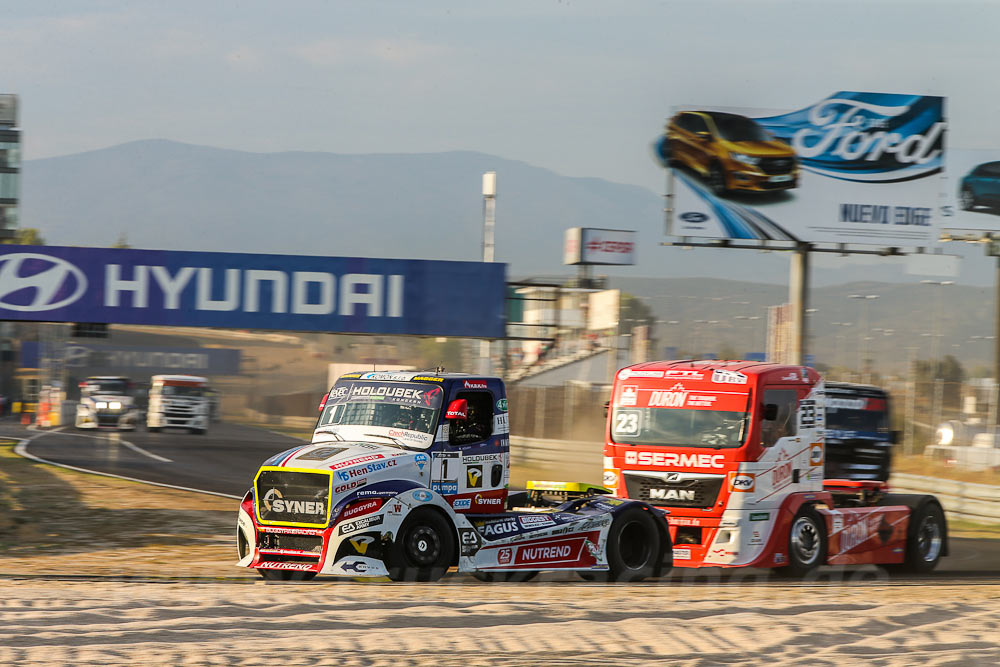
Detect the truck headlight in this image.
<box><xmin>109</xmin><ymin>401</ymin><xmax>122</xmax><ymax>410</ymax></box>
<box><xmin>96</xmin><ymin>401</ymin><xmax>108</xmax><ymax>409</ymax></box>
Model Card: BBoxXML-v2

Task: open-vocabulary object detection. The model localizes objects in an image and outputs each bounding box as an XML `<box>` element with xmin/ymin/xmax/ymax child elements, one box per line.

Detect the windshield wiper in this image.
<box><xmin>363</xmin><ymin>433</ymin><xmax>417</xmax><ymax>450</ymax></box>
<box><xmin>313</xmin><ymin>428</ymin><xmax>344</xmax><ymax>441</ymax></box>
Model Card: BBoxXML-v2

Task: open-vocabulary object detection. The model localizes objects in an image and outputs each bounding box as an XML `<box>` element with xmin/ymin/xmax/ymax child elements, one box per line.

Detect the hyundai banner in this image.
<box><xmin>20</xmin><ymin>341</ymin><xmax>243</xmax><ymax>375</ymax></box>
<box><xmin>0</xmin><ymin>246</ymin><xmax>507</xmax><ymax>338</ymax></box>
<box><xmin>655</xmin><ymin>92</ymin><xmax>946</xmax><ymax>247</ymax></box>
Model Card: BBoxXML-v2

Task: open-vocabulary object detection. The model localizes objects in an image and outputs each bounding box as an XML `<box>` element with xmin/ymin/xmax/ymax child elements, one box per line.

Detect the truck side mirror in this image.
<box><xmin>318</xmin><ymin>393</ymin><xmax>329</xmax><ymax>412</ymax></box>
<box><xmin>446</xmin><ymin>399</ymin><xmax>468</xmax><ymax>420</ymax></box>
<box><xmin>763</xmin><ymin>403</ymin><xmax>778</xmax><ymax>421</ymax></box>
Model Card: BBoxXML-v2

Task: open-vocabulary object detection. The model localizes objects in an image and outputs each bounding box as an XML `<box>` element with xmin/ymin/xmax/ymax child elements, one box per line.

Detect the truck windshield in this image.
<box><xmin>611</xmin><ymin>406</ymin><xmax>749</xmax><ymax>448</ymax></box>
<box><xmin>315</xmin><ymin>381</ymin><xmax>443</xmax><ymax>449</ymax></box>
<box><xmin>84</xmin><ymin>380</ymin><xmax>128</xmax><ymax>395</ymax></box>
<box><xmin>826</xmin><ymin>398</ymin><xmax>888</xmax><ymax>434</ymax></box>
<box><xmin>162</xmin><ymin>385</ymin><xmax>203</xmax><ymax>397</ymax></box>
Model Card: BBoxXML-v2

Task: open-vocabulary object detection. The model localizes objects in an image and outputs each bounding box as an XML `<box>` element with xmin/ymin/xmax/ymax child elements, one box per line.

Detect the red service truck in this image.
<box><xmin>603</xmin><ymin>360</ymin><xmax>947</xmax><ymax>575</ymax></box>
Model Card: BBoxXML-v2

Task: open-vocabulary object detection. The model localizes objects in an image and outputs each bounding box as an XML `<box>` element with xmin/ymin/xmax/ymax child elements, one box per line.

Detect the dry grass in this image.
<box><xmin>894</xmin><ymin>453</ymin><xmax>1000</xmax><ymax>486</ymax></box>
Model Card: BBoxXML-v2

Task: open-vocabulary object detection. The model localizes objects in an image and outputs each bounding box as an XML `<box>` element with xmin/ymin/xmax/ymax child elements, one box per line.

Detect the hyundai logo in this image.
<box><xmin>679</xmin><ymin>212</ymin><xmax>709</xmax><ymax>223</ymax></box>
<box><xmin>0</xmin><ymin>253</ymin><xmax>87</xmax><ymax>312</ymax></box>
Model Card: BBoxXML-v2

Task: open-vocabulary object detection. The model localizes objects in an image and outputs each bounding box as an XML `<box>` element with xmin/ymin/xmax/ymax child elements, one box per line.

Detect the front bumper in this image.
<box><xmin>76</xmin><ymin>408</ymin><xmax>139</xmax><ymax>430</ymax></box>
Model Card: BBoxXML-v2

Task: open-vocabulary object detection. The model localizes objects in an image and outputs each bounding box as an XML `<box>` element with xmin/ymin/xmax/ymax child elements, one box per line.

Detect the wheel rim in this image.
<box><xmin>917</xmin><ymin>514</ymin><xmax>943</xmax><ymax>563</ymax></box>
<box><xmin>405</xmin><ymin>524</ymin><xmax>442</xmax><ymax>567</ymax></box>
<box><xmin>961</xmin><ymin>189</ymin><xmax>974</xmax><ymax>209</ymax></box>
<box><xmin>617</xmin><ymin>520</ymin><xmax>651</xmax><ymax>570</ymax></box>
<box><xmin>790</xmin><ymin>516</ymin><xmax>820</xmax><ymax>566</ymax></box>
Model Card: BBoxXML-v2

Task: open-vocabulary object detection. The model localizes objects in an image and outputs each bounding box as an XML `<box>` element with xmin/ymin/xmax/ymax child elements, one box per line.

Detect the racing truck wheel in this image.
<box><xmin>579</xmin><ymin>508</ymin><xmax>662</xmax><ymax>582</ymax></box>
<box><xmin>472</xmin><ymin>570</ymin><xmax>539</xmax><ymax>583</ymax></box>
<box><xmin>884</xmin><ymin>502</ymin><xmax>945</xmax><ymax>575</ymax></box>
<box><xmin>386</xmin><ymin>509</ymin><xmax>455</xmax><ymax>582</ymax></box>
<box><xmin>256</xmin><ymin>568</ymin><xmax>317</xmax><ymax>582</ymax></box>
<box><xmin>775</xmin><ymin>506</ymin><xmax>827</xmax><ymax>577</ymax></box>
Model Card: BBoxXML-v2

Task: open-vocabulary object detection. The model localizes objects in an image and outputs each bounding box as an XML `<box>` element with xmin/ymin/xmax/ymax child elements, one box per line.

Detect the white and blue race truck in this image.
<box><xmin>237</xmin><ymin>370</ymin><xmax>671</xmax><ymax>582</ymax></box>
<box><xmin>75</xmin><ymin>376</ymin><xmax>141</xmax><ymax>430</ymax></box>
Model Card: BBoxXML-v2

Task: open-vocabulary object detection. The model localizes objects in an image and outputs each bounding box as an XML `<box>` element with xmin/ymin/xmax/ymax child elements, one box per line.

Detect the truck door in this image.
<box><xmin>447</xmin><ymin>386</ymin><xmax>507</xmax><ymax>504</ymax></box>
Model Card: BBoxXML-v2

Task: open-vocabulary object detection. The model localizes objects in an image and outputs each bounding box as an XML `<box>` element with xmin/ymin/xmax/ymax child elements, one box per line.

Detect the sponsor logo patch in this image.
<box><xmin>338</xmin><ymin>514</ymin><xmax>384</xmax><ymax>536</ymax></box>
<box><xmin>624</xmin><ymin>450</ymin><xmax>725</xmax><ymax>468</ymax></box>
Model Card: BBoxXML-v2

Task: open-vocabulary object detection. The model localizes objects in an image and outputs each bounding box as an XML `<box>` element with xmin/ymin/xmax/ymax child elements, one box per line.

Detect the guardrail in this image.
<box><xmin>890</xmin><ymin>472</ymin><xmax>1000</xmax><ymax>525</ymax></box>
<box><xmin>510</xmin><ymin>438</ymin><xmax>1000</xmax><ymax>524</ymax></box>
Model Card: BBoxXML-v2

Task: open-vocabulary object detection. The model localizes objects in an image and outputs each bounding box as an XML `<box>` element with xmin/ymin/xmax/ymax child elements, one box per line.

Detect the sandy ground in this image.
<box><xmin>2</xmin><ymin>579</ymin><xmax>1000</xmax><ymax>666</ymax></box>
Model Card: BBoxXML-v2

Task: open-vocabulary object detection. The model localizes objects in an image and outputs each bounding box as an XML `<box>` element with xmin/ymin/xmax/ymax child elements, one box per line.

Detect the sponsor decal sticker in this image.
<box><xmin>257</xmin><ymin>562</ymin><xmax>315</xmax><ymax>571</ymax></box>
<box><xmin>452</xmin><ymin>498</ymin><xmax>472</xmax><ymax>510</ymax></box>
<box><xmin>474</xmin><ymin>493</ymin><xmax>503</xmax><ymax>507</ymax></box>
<box><xmin>297</xmin><ymin>446</ymin><xmax>349</xmax><ymax>461</ymax></box>
<box><xmin>330</xmin><ymin>454</ymin><xmax>387</xmax><ymax>470</ymax></box>
<box><xmin>624</xmin><ymin>450</ymin><xmax>725</xmax><ymax>468</ymax></box>
<box><xmin>341</xmin><ymin>498</ymin><xmax>383</xmax><ymax>520</ymax></box>
<box><xmin>518</xmin><ymin>514</ymin><xmax>556</xmax><ymax>530</ymax></box>
<box><xmin>672</xmin><ymin>547</ymin><xmax>691</xmax><ymax>560</ymax></box>
<box><xmin>728</xmin><ymin>472</ymin><xmax>756</xmax><ymax>492</ymax></box>
<box><xmin>619</xmin><ymin>385</ymin><xmax>639</xmax><ymax>406</ymax></box>
<box><xmin>348</xmin><ymin>535</ymin><xmax>375</xmax><ymax>555</ymax></box>
<box><xmin>466</xmin><ymin>465</ymin><xmax>483</xmax><ymax>488</ymax></box>
<box><xmin>261</xmin><ymin>488</ymin><xmax>325</xmax><ymax>516</ymax></box>
<box><xmin>496</xmin><ymin>398</ymin><xmax>508</xmax><ymax>412</ymax></box>
<box><xmin>749</xmin><ymin>512</ymin><xmax>770</xmax><ymax>522</ymax></box>
<box><xmin>412</xmin><ymin>489</ymin><xmax>433</xmax><ymax>503</ymax></box>
<box><xmin>431</xmin><ymin>480</ymin><xmax>458</xmax><ymax>494</ymax></box>
<box><xmin>664</xmin><ymin>370</ymin><xmax>704</xmax><ymax>379</ymax></box>
<box><xmin>772</xmin><ymin>461</ymin><xmax>793</xmax><ymax>489</ymax></box>
<box><xmin>334</xmin><ymin>458</ymin><xmax>399</xmax><ymax>482</ymax></box>
<box><xmin>459</xmin><ymin>528</ymin><xmax>482</xmax><ymax>555</ymax></box>
<box><xmin>342</xmin><ymin>560</ymin><xmax>374</xmax><ymax>573</ymax></box>
<box><xmin>475</xmin><ymin>517</ymin><xmax>520</xmax><ymax>538</ymax></box>
<box><xmin>334</xmin><ymin>478</ymin><xmax>368</xmax><ymax>494</ymax></box>
<box><xmin>712</xmin><ymin>369</ymin><xmax>747</xmax><ymax>384</ymax></box>
<box><xmin>412</xmin><ymin>376</ymin><xmax>443</xmax><ymax>382</ymax></box>
<box><xmin>602</xmin><ymin>469</ymin><xmax>619</xmax><ymax>488</ymax></box>
<box><xmin>464</xmin><ymin>380</ymin><xmax>488</xmax><ymax>389</ymax></box>
<box><xmin>809</xmin><ymin>443</ymin><xmax>824</xmax><ymax>466</ymax></box>
<box><xmin>338</xmin><ymin>514</ymin><xmax>384</xmax><ymax>536</ymax></box>
<box><xmin>497</xmin><ymin>547</ymin><xmax>513</xmax><ymax>565</ymax></box>
<box><xmin>414</xmin><ymin>453</ymin><xmax>428</xmax><ymax>471</ymax></box>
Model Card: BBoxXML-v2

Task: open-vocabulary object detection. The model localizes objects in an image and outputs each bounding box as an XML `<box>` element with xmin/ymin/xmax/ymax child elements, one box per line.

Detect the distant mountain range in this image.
<box><xmin>21</xmin><ymin>139</ymin><xmax>993</xmax><ymax>285</ymax></box>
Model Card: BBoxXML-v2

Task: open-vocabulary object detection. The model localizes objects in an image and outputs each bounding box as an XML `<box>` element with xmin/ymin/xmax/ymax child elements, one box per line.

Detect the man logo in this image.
<box><xmin>0</xmin><ymin>253</ymin><xmax>87</xmax><ymax>312</ymax></box>
<box><xmin>467</xmin><ymin>465</ymin><xmax>483</xmax><ymax>488</ymax></box>
<box><xmin>349</xmin><ymin>535</ymin><xmax>375</xmax><ymax>555</ymax></box>
<box><xmin>679</xmin><ymin>212</ymin><xmax>709</xmax><ymax>223</ymax></box>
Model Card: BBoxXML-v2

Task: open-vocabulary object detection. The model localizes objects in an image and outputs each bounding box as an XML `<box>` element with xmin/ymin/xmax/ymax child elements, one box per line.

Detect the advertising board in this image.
<box><xmin>587</xmin><ymin>289</ymin><xmax>620</xmax><ymax>330</ymax></box>
<box><xmin>563</xmin><ymin>228</ymin><xmax>636</xmax><ymax>265</ymax></box>
<box><xmin>20</xmin><ymin>341</ymin><xmax>242</xmax><ymax>375</ymax></box>
<box><xmin>941</xmin><ymin>148</ymin><xmax>1000</xmax><ymax>239</ymax></box>
<box><xmin>656</xmin><ymin>92</ymin><xmax>946</xmax><ymax>248</ymax></box>
<box><xmin>0</xmin><ymin>246</ymin><xmax>506</xmax><ymax>338</ymax></box>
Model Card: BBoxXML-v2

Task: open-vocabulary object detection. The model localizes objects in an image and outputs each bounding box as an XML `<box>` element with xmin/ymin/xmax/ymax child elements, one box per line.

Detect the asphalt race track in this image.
<box><xmin>8</xmin><ymin>421</ymin><xmax>1000</xmax><ymax>574</ymax></box>
<box><xmin>15</xmin><ymin>421</ymin><xmax>304</xmax><ymax>499</ymax></box>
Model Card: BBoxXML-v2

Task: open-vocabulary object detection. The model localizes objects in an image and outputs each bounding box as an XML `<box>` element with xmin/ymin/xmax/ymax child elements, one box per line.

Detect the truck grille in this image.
<box><xmin>825</xmin><ymin>439</ymin><xmax>891</xmax><ymax>481</ymax></box>
<box><xmin>258</xmin><ymin>533</ymin><xmax>323</xmax><ymax>552</ymax></box>
<box><xmin>255</xmin><ymin>470</ymin><xmax>332</xmax><ymax>526</ymax></box>
<box><xmin>758</xmin><ymin>157</ymin><xmax>795</xmax><ymax>174</ymax></box>
<box><xmin>623</xmin><ymin>473</ymin><xmax>724</xmax><ymax>508</ymax></box>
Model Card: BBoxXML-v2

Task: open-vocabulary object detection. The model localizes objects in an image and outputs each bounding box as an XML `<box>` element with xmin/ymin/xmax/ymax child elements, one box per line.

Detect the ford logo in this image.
<box><xmin>679</xmin><ymin>212</ymin><xmax>709</xmax><ymax>223</ymax></box>
<box><xmin>0</xmin><ymin>253</ymin><xmax>87</xmax><ymax>312</ymax></box>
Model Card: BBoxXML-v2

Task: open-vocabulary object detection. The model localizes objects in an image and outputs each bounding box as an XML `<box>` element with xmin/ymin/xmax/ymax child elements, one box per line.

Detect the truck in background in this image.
<box><xmin>824</xmin><ymin>382</ymin><xmax>896</xmax><ymax>482</ymax></box>
<box><xmin>604</xmin><ymin>360</ymin><xmax>946</xmax><ymax>575</ymax></box>
<box><xmin>146</xmin><ymin>374</ymin><xmax>210</xmax><ymax>434</ymax></box>
<box><xmin>75</xmin><ymin>376</ymin><xmax>140</xmax><ymax>430</ymax></box>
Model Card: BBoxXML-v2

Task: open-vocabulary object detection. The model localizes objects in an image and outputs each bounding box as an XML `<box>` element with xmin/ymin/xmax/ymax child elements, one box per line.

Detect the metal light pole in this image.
<box><xmin>848</xmin><ymin>294</ymin><xmax>879</xmax><ymax>382</ymax></box>
<box><xmin>481</xmin><ymin>172</ymin><xmax>496</xmax><ymax>375</ymax></box>
<box><xmin>921</xmin><ymin>280</ymin><xmax>953</xmax><ymax>431</ymax></box>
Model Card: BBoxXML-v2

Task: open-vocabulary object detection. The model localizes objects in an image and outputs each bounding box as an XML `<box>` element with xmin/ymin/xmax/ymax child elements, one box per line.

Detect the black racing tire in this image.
<box><xmin>578</xmin><ymin>508</ymin><xmax>662</xmax><ymax>582</ymax></box>
<box><xmin>773</xmin><ymin>506</ymin><xmax>827</xmax><ymax>577</ymax></box>
<box><xmin>386</xmin><ymin>509</ymin><xmax>455</xmax><ymax>582</ymax></box>
<box><xmin>256</xmin><ymin>569</ymin><xmax>317</xmax><ymax>582</ymax></box>
<box><xmin>472</xmin><ymin>570</ymin><xmax>539</xmax><ymax>583</ymax></box>
<box><xmin>883</xmin><ymin>502</ymin><xmax>946</xmax><ymax>575</ymax></box>
<box><xmin>709</xmin><ymin>162</ymin><xmax>729</xmax><ymax>197</ymax></box>
<box><xmin>960</xmin><ymin>185</ymin><xmax>977</xmax><ymax>211</ymax></box>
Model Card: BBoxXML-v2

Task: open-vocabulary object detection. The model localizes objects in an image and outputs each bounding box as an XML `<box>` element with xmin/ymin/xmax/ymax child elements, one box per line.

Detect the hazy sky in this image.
<box><xmin>6</xmin><ymin>0</ymin><xmax>998</xmax><ymax>193</ymax></box>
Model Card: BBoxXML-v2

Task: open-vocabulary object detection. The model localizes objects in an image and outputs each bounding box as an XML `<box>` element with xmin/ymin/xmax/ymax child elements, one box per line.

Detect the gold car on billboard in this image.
<box><xmin>665</xmin><ymin>111</ymin><xmax>798</xmax><ymax>196</ymax></box>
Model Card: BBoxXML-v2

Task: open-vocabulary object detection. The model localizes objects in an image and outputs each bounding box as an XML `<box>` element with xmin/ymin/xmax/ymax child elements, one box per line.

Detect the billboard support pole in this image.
<box><xmin>789</xmin><ymin>243</ymin><xmax>811</xmax><ymax>366</ymax></box>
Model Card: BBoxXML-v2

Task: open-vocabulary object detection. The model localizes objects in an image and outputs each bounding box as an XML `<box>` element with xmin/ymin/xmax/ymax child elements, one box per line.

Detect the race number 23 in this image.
<box><xmin>614</xmin><ymin>410</ymin><xmax>641</xmax><ymax>436</ymax></box>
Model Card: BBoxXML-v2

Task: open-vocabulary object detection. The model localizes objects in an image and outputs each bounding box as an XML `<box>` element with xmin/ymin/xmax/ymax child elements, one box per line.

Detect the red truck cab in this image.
<box><xmin>604</xmin><ymin>360</ymin><xmax>947</xmax><ymax>574</ymax></box>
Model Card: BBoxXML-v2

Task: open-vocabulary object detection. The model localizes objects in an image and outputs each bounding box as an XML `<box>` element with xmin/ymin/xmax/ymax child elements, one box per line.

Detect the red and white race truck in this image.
<box><xmin>604</xmin><ymin>360</ymin><xmax>947</xmax><ymax>575</ymax></box>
